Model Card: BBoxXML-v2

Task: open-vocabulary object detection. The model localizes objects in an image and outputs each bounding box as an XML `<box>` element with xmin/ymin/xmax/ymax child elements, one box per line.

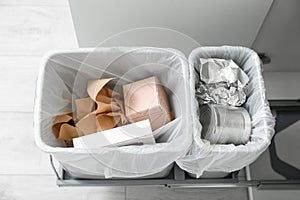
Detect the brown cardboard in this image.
<box><xmin>75</xmin><ymin>78</ymin><xmax>128</xmax><ymax>135</ymax></box>
<box><xmin>75</xmin><ymin>111</ymin><xmax>98</xmax><ymax>135</ymax></box>
<box><xmin>52</xmin><ymin>113</ymin><xmax>73</xmax><ymax>138</ymax></box>
<box><xmin>75</xmin><ymin>97</ymin><xmax>95</xmax><ymax>121</ymax></box>
<box><xmin>87</xmin><ymin>78</ymin><xmax>116</xmax><ymax>101</ymax></box>
<box><xmin>53</xmin><ymin>78</ymin><xmax>128</xmax><ymax>145</ymax></box>
<box><xmin>96</xmin><ymin>113</ymin><xmax>120</xmax><ymax>132</ymax></box>
<box><xmin>52</xmin><ymin>113</ymin><xmax>81</xmax><ymax>147</ymax></box>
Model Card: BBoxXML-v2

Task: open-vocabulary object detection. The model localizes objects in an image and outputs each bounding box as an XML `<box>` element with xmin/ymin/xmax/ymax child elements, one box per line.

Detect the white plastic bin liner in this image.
<box><xmin>177</xmin><ymin>46</ymin><xmax>275</xmax><ymax>178</ymax></box>
<box><xmin>34</xmin><ymin>47</ymin><xmax>192</xmax><ymax>178</ymax></box>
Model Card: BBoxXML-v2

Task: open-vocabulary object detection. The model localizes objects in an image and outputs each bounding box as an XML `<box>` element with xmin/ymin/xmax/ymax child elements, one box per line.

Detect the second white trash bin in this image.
<box><xmin>177</xmin><ymin>46</ymin><xmax>275</xmax><ymax>178</ymax></box>
<box><xmin>34</xmin><ymin>47</ymin><xmax>192</xmax><ymax>179</ymax></box>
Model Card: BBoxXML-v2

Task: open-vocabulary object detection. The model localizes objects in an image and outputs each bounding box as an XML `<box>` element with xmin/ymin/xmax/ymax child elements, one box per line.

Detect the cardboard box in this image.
<box><xmin>73</xmin><ymin>119</ymin><xmax>155</xmax><ymax>148</ymax></box>
<box><xmin>123</xmin><ymin>76</ymin><xmax>171</xmax><ymax>130</ymax></box>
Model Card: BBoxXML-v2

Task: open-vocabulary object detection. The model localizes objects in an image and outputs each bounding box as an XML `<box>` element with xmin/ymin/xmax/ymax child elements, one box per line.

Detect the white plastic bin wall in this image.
<box><xmin>177</xmin><ymin>46</ymin><xmax>275</xmax><ymax>178</ymax></box>
<box><xmin>34</xmin><ymin>47</ymin><xmax>192</xmax><ymax>179</ymax></box>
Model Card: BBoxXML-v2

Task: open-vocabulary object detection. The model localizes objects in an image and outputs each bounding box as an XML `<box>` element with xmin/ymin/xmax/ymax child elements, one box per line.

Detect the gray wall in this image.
<box><xmin>253</xmin><ymin>0</ymin><xmax>300</xmax><ymax>72</ymax></box>
<box><xmin>69</xmin><ymin>0</ymin><xmax>272</xmax><ymax>56</ymax></box>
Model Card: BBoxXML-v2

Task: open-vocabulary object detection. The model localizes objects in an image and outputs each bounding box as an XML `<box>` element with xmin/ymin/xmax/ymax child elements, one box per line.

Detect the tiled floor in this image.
<box><xmin>0</xmin><ymin>0</ymin><xmax>248</xmax><ymax>199</ymax></box>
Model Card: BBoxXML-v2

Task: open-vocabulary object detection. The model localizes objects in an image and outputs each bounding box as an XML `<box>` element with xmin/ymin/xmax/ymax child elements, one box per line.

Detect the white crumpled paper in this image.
<box><xmin>196</xmin><ymin>58</ymin><xmax>249</xmax><ymax>106</ymax></box>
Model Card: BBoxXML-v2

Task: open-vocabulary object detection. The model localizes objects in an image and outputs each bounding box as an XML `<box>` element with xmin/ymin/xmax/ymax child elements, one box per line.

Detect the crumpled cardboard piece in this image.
<box><xmin>52</xmin><ymin>113</ymin><xmax>81</xmax><ymax>147</ymax></box>
<box><xmin>87</xmin><ymin>78</ymin><xmax>119</xmax><ymax>101</ymax></box>
<box><xmin>75</xmin><ymin>78</ymin><xmax>128</xmax><ymax>135</ymax></box>
<box><xmin>75</xmin><ymin>111</ymin><xmax>98</xmax><ymax>135</ymax></box>
<box><xmin>52</xmin><ymin>78</ymin><xmax>128</xmax><ymax>145</ymax></box>
<box><xmin>75</xmin><ymin>97</ymin><xmax>95</xmax><ymax>121</ymax></box>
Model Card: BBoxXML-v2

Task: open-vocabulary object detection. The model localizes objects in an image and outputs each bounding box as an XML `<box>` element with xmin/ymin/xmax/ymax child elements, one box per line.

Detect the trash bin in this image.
<box><xmin>34</xmin><ymin>47</ymin><xmax>192</xmax><ymax>179</ymax></box>
<box><xmin>177</xmin><ymin>46</ymin><xmax>275</xmax><ymax>178</ymax></box>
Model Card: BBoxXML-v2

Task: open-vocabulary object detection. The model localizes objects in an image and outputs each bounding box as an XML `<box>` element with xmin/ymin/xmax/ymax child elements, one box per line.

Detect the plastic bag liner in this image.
<box><xmin>176</xmin><ymin>46</ymin><xmax>275</xmax><ymax>178</ymax></box>
<box><xmin>34</xmin><ymin>47</ymin><xmax>192</xmax><ymax>178</ymax></box>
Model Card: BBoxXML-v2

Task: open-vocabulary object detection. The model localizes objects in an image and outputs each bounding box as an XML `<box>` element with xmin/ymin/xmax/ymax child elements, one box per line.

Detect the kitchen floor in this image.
<box><xmin>0</xmin><ymin>0</ymin><xmax>249</xmax><ymax>199</ymax></box>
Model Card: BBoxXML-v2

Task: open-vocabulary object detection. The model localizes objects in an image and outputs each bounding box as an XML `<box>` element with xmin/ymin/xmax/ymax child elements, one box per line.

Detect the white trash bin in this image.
<box><xmin>177</xmin><ymin>46</ymin><xmax>275</xmax><ymax>178</ymax></box>
<box><xmin>34</xmin><ymin>47</ymin><xmax>192</xmax><ymax>179</ymax></box>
